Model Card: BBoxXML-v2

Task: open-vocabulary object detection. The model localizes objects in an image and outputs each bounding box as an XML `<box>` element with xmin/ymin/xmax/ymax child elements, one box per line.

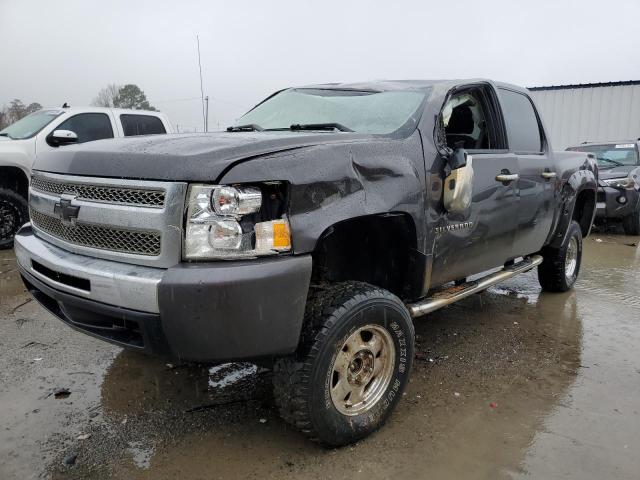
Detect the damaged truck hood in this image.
<box><xmin>33</xmin><ymin>131</ymin><xmax>373</xmax><ymax>182</ymax></box>
<box><xmin>598</xmin><ymin>165</ymin><xmax>639</xmax><ymax>180</ymax></box>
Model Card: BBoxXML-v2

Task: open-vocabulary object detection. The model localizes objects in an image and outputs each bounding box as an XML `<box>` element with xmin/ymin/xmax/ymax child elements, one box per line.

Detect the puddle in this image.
<box><xmin>1</xmin><ymin>238</ymin><xmax>639</xmax><ymax>479</ymax></box>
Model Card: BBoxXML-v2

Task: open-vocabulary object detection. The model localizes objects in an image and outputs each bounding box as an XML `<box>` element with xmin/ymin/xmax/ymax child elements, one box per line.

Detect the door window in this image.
<box><xmin>498</xmin><ymin>89</ymin><xmax>543</xmax><ymax>153</ymax></box>
<box><xmin>120</xmin><ymin>115</ymin><xmax>166</xmax><ymax>136</ymax></box>
<box><xmin>56</xmin><ymin>113</ymin><xmax>114</xmax><ymax>144</ymax></box>
<box><xmin>442</xmin><ymin>88</ymin><xmax>502</xmax><ymax>150</ymax></box>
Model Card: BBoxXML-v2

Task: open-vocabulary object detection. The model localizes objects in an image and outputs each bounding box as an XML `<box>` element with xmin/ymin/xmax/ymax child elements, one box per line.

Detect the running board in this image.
<box><xmin>407</xmin><ymin>255</ymin><xmax>543</xmax><ymax>318</ymax></box>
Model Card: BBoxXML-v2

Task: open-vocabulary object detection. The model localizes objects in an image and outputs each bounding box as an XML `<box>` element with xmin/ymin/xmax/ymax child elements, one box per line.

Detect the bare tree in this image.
<box><xmin>7</xmin><ymin>99</ymin><xmax>26</xmax><ymax>124</ymax></box>
<box><xmin>92</xmin><ymin>84</ymin><xmax>121</xmax><ymax>107</ymax></box>
<box><xmin>25</xmin><ymin>102</ymin><xmax>42</xmax><ymax>115</ymax></box>
<box><xmin>0</xmin><ymin>99</ymin><xmax>43</xmax><ymax>130</ymax></box>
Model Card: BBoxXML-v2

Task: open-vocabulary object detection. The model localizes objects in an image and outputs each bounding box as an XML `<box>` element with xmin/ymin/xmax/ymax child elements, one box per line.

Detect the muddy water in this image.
<box><xmin>0</xmin><ymin>235</ymin><xmax>639</xmax><ymax>480</ymax></box>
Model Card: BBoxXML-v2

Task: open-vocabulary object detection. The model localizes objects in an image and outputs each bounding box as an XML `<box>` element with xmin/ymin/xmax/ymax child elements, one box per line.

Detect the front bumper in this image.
<box><xmin>595</xmin><ymin>186</ymin><xmax>640</xmax><ymax>219</ymax></box>
<box><xmin>15</xmin><ymin>226</ymin><xmax>312</xmax><ymax>362</ymax></box>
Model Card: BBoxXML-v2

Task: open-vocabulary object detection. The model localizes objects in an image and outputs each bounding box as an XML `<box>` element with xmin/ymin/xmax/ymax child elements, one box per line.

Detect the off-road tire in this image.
<box><xmin>272</xmin><ymin>281</ymin><xmax>414</xmax><ymax>446</ymax></box>
<box><xmin>538</xmin><ymin>220</ymin><xmax>582</xmax><ymax>292</ymax></box>
<box><xmin>622</xmin><ymin>207</ymin><xmax>640</xmax><ymax>236</ymax></box>
<box><xmin>0</xmin><ymin>188</ymin><xmax>28</xmax><ymax>249</ymax></box>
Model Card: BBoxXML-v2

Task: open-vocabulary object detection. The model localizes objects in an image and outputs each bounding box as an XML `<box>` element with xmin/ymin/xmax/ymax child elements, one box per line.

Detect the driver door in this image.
<box><xmin>430</xmin><ymin>84</ymin><xmax>520</xmax><ymax>286</ymax></box>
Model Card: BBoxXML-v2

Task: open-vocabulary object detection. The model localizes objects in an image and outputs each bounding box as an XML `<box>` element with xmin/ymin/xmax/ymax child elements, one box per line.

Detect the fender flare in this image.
<box><xmin>547</xmin><ymin>168</ymin><xmax>597</xmax><ymax>249</ymax></box>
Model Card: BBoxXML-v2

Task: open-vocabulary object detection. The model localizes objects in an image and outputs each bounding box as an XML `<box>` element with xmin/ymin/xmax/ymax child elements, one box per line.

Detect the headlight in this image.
<box><xmin>212</xmin><ymin>185</ymin><xmax>262</xmax><ymax>215</ymax></box>
<box><xmin>184</xmin><ymin>183</ymin><xmax>291</xmax><ymax>260</ymax></box>
<box><xmin>603</xmin><ymin>176</ymin><xmax>635</xmax><ymax>189</ymax></box>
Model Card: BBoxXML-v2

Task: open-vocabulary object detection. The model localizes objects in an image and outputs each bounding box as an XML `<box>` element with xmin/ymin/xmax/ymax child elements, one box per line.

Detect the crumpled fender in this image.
<box><xmin>219</xmin><ymin>131</ymin><xmax>428</xmax><ymax>255</ymax></box>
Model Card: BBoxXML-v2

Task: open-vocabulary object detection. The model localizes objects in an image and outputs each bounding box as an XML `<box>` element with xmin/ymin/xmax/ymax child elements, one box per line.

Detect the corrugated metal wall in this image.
<box><xmin>529</xmin><ymin>83</ymin><xmax>640</xmax><ymax>150</ymax></box>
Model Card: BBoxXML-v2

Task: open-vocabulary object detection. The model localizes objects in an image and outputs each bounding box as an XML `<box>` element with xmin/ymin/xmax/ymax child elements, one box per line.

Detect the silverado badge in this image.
<box><xmin>435</xmin><ymin>221</ymin><xmax>474</xmax><ymax>234</ymax></box>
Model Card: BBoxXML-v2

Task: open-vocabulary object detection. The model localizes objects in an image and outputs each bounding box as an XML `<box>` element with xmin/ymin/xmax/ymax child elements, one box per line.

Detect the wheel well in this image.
<box><xmin>311</xmin><ymin>213</ymin><xmax>419</xmax><ymax>299</ymax></box>
<box><xmin>572</xmin><ymin>189</ymin><xmax>596</xmax><ymax>237</ymax></box>
<box><xmin>0</xmin><ymin>167</ymin><xmax>29</xmax><ymax>199</ymax></box>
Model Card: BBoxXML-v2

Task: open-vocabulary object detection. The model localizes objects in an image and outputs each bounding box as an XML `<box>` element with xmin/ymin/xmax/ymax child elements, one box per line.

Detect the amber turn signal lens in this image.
<box><xmin>255</xmin><ymin>219</ymin><xmax>291</xmax><ymax>253</ymax></box>
<box><xmin>272</xmin><ymin>221</ymin><xmax>290</xmax><ymax>248</ymax></box>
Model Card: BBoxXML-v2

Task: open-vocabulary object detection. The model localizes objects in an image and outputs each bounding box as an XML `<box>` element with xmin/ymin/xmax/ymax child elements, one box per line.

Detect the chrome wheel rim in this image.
<box><xmin>565</xmin><ymin>236</ymin><xmax>578</xmax><ymax>281</ymax></box>
<box><xmin>330</xmin><ymin>324</ymin><xmax>395</xmax><ymax>416</ymax></box>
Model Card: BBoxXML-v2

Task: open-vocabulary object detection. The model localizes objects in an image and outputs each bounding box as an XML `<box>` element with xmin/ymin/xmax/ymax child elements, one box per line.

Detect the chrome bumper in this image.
<box><xmin>14</xmin><ymin>225</ymin><xmax>163</xmax><ymax>313</ymax></box>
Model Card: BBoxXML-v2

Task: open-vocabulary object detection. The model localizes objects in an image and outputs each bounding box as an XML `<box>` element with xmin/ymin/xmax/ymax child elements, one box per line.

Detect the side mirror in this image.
<box><xmin>47</xmin><ymin>129</ymin><xmax>78</xmax><ymax>147</ymax></box>
<box><xmin>443</xmin><ymin>150</ymin><xmax>474</xmax><ymax>214</ymax></box>
<box><xmin>448</xmin><ymin>146</ymin><xmax>468</xmax><ymax>170</ymax></box>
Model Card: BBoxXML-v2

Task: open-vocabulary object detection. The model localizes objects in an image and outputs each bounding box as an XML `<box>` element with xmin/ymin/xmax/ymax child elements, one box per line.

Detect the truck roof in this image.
<box><xmin>38</xmin><ymin>106</ymin><xmax>165</xmax><ymax>116</ymax></box>
<box><xmin>289</xmin><ymin>79</ymin><xmax>528</xmax><ymax>94</ymax></box>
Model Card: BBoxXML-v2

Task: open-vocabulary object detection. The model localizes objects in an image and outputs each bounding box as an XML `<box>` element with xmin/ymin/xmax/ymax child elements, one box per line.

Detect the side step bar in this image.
<box><xmin>407</xmin><ymin>255</ymin><xmax>543</xmax><ymax>318</ymax></box>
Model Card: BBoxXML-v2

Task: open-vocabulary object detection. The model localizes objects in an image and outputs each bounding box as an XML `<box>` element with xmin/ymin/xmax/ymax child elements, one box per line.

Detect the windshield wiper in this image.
<box><xmin>0</xmin><ymin>132</ymin><xmax>11</xmax><ymax>138</ymax></box>
<box><xmin>226</xmin><ymin>122</ymin><xmax>354</xmax><ymax>133</ymax></box>
<box><xmin>598</xmin><ymin>157</ymin><xmax>624</xmax><ymax>167</ymax></box>
<box><xmin>226</xmin><ymin>124</ymin><xmax>264</xmax><ymax>132</ymax></box>
<box><xmin>290</xmin><ymin>123</ymin><xmax>353</xmax><ymax>132</ymax></box>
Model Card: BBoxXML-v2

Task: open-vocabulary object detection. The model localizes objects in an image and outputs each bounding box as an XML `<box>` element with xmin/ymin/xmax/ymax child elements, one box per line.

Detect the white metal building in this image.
<box><xmin>528</xmin><ymin>81</ymin><xmax>640</xmax><ymax>150</ymax></box>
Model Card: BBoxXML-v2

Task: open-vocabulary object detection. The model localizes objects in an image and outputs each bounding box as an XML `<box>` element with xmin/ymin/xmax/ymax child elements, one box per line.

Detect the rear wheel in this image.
<box><xmin>0</xmin><ymin>188</ymin><xmax>28</xmax><ymax>249</ymax></box>
<box><xmin>622</xmin><ymin>207</ymin><xmax>640</xmax><ymax>235</ymax></box>
<box><xmin>538</xmin><ymin>220</ymin><xmax>582</xmax><ymax>292</ymax></box>
<box><xmin>272</xmin><ymin>281</ymin><xmax>414</xmax><ymax>446</ymax></box>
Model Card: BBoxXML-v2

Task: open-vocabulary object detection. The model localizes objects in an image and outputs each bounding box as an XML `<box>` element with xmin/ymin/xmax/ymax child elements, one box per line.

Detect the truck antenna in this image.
<box><xmin>196</xmin><ymin>35</ymin><xmax>206</xmax><ymax>132</ymax></box>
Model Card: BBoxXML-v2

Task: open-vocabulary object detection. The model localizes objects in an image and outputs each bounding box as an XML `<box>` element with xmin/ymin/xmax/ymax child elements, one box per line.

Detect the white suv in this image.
<box><xmin>0</xmin><ymin>106</ymin><xmax>173</xmax><ymax>247</ymax></box>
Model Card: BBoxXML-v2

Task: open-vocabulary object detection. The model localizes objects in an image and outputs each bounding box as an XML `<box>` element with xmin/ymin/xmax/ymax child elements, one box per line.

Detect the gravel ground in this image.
<box><xmin>0</xmin><ymin>233</ymin><xmax>638</xmax><ymax>480</ymax></box>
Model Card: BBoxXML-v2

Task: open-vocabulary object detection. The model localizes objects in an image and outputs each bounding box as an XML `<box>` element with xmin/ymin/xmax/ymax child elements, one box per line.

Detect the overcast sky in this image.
<box><xmin>1</xmin><ymin>0</ymin><xmax>639</xmax><ymax>132</ymax></box>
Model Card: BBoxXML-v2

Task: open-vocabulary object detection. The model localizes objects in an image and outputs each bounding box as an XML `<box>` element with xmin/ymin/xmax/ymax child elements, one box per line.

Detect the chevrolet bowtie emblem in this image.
<box><xmin>53</xmin><ymin>195</ymin><xmax>80</xmax><ymax>225</ymax></box>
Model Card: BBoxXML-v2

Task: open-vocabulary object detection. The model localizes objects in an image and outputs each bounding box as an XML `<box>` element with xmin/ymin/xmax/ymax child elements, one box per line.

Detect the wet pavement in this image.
<box><xmin>1</xmin><ymin>234</ymin><xmax>639</xmax><ymax>480</ymax></box>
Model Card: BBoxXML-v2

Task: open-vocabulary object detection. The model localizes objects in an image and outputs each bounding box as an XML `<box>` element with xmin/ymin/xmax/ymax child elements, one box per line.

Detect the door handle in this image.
<box><xmin>541</xmin><ymin>171</ymin><xmax>557</xmax><ymax>179</ymax></box>
<box><xmin>495</xmin><ymin>173</ymin><xmax>519</xmax><ymax>183</ymax></box>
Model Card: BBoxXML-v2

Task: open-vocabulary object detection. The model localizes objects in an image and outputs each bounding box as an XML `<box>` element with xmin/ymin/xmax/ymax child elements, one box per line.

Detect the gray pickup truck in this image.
<box><xmin>567</xmin><ymin>141</ymin><xmax>640</xmax><ymax>234</ymax></box>
<box><xmin>14</xmin><ymin>79</ymin><xmax>597</xmax><ymax>446</ymax></box>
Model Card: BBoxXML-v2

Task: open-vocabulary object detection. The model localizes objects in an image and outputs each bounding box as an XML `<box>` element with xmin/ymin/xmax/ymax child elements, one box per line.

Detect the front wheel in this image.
<box><xmin>538</xmin><ymin>220</ymin><xmax>583</xmax><ymax>292</ymax></box>
<box><xmin>273</xmin><ymin>282</ymin><xmax>414</xmax><ymax>446</ymax></box>
<box><xmin>0</xmin><ymin>188</ymin><xmax>29</xmax><ymax>249</ymax></box>
<box><xmin>622</xmin><ymin>207</ymin><xmax>640</xmax><ymax>236</ymax></box>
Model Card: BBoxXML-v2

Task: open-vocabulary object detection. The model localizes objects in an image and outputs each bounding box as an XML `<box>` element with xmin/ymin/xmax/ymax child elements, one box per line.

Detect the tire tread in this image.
<box><xmin>538</xmin><ymin>220</ymin><xmax>582</xmax><ymax>292</ymax></box>
<box><xmin>272</xmin><ymin>281</ymin><xmax>410</xmax><ymax>445</ymax></box>
<box><xmin>0</xmin><ymin>188</ymin><xmax>28</xmax><ymax>249</ymax></box>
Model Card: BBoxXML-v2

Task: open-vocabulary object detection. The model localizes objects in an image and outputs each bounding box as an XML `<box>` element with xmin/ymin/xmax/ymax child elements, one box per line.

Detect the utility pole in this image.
<box><xmin>196</xmin><ymin>35</ymin><xmax>206</xmax><ymax>132</ymax></box>
<box><xmin>205</xmin><ymin>96</ymin><xmax>209</xmax><ymax>132</ymax></box>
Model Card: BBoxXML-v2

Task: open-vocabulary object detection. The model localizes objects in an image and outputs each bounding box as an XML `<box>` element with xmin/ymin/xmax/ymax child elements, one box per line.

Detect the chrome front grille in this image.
<box><xmin>31</xmin><ymin>175</ymin><xmax>166</xmax><ymax>207</ymax></box>
<box><xmin>29</xmin><ymin>172</ymin><xmax>187</xmax><ymax>268</ymax></box>
<box><xmin>30</xmin><ymin>209</ymin><xmax>161</xmax><ymax>256</ymax></box>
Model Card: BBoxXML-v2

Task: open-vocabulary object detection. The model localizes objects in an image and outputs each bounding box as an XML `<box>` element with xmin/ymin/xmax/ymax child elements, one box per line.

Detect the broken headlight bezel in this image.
<box><xmin>603</xmin><ymin>176</ymin><xmax>636</xmax><ymax>190</ymax></box>
<box><xmin>183</xmin><ymin>183</ymin><xmax>291</xmax><ymax>260</ymax></box>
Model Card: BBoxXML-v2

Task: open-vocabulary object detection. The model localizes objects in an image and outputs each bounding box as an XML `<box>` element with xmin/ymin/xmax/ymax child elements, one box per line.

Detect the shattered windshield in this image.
<box><xmin>0</xmin><ymin>109</ymin><xmax>62</xmax><ymax>140</ymax></box>
<box><xmin>567</xmin><ymin>143</ymin><xmax>639</xmax><ymax>168</ymax></box>
<box><xmin>234</xmin><ymin>88</ymin><xmax>426</xmax><ymax>135</ymax></box>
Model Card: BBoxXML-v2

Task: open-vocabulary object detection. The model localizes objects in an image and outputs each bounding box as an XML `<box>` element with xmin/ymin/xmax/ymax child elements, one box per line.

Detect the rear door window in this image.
<box><xmin>498</xmin><ymin>89</ymin><xmax>543</xmax><ymax>153</ymax></box>
<box><xmin>55</xmin><ymin>113</ymin><xmax>114</xmax><ymax>144</ymax></box>
<box><xmin>120</xmin><ymin>115</ymin><xmax>166</xmax><ymax>136</ymax></box>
